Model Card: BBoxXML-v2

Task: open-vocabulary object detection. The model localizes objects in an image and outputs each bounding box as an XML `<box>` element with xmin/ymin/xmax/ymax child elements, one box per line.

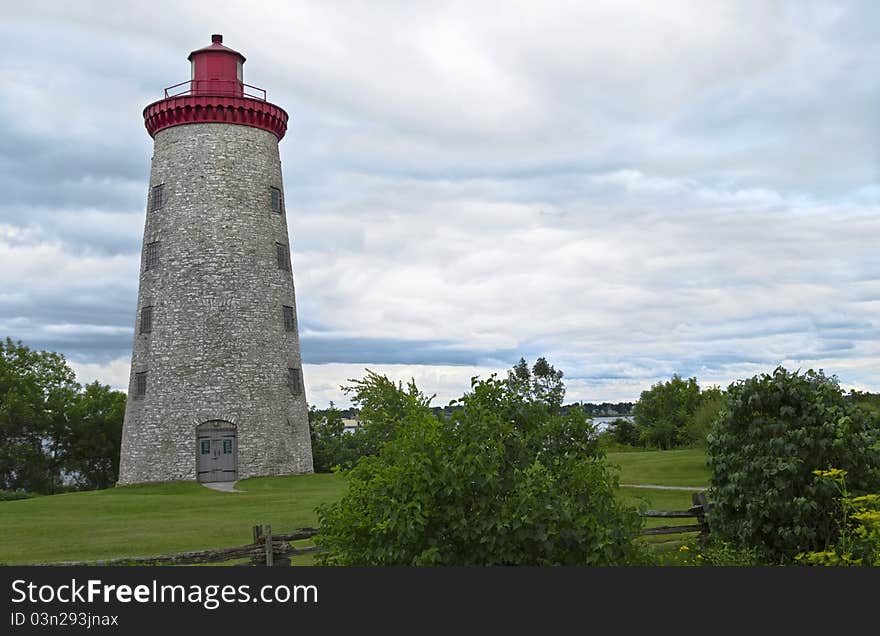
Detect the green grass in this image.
<box><xmin>0</xmin><ymin>448</ymin><xmax>709</xmax><ymax>565</ymax></box>
<box><xmin>0</xmin><ymin>474</ymin><xmax>345</xmax><ymax>565</ymax></box>
<box><xmin>607</xmin><ymin>448</ymin><xmax>709</xmax><ymax>487</ymax></box>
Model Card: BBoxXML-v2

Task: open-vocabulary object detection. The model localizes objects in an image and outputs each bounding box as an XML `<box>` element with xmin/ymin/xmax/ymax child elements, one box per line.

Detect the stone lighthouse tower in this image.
<box><xmin>118</xmin><ymin>34</ymin><xmax>313</xmax><ymax>484</ymax></box>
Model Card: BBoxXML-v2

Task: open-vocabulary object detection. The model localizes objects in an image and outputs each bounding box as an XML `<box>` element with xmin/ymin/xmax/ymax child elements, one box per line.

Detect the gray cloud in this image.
<box><xmin>1</xmin><ymin>1</ymin><xmax>879</xmax><ymax>405</ymax></box>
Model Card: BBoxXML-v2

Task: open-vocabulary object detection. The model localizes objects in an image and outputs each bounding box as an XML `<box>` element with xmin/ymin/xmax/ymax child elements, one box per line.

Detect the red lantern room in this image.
<box><xmin>188</xmin><ymin>34</ymin><xmax>245</xmax><ymax>97</ymax></box>
<box><xmin>143</xmin><ymin>34</ymin><xmax>288</xmax><ymax>140</ymax></box>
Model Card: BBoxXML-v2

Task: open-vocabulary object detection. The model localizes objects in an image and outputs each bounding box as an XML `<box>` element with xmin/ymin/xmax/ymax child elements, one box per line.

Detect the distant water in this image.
<box><xmin>591</xmin><ymin>415</ymin><xmax>633</xmax><ymax>432</ymax></box>
<box><xmin>341</xmin><ymin>414</ymin><xmax>632</xmax><ymax>434</ymax></box>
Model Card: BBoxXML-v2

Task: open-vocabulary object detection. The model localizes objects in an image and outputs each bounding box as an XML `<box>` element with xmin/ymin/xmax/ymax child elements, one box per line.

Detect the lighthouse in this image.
<box><xmin>118</xmin><ymin>35</ymin><xmax>314</xmax><ymax>484</ymax></box>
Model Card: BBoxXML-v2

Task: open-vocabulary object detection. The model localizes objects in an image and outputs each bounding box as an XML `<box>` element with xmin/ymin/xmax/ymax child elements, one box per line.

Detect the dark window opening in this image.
<box><xmin>200</xmin><ymin>440</ymin><xmax>211</xmax><ymax>454</ymax></box>
<box><xmin>282</xmin><ymin>305</ymin><xmax>295</xmax><ymax>332</ymax></box>
<box><xmin>288</xmin><ymin>367</ymin><xmax>302</xmax><ymax>396</ymax></box>
<box><xmin>270</xmin><ymin>187</ymin><xmax>282</xmax><ymax>213</ymax></box>
<box><xmin>134</xmin><ymin>371</ymin><xmax>147</xmax><ymax>398</ymax></box>
<box><xmin>275</xmin><ymin>242</ymin><xmax>290</xmax><ymax>271</ymax></box>
<box><xmin>223</xmin><ymin>439</ymin><xmax>233</xmax><ymax>454</ymax></box>
<box><xmin>151</xmin><ymin>184</ymin><xmax>164</xmax><ymax>211</ymax></box>
<box><xmin>140</xmin><ymin>306</ymin><xmax>153</xmax><ymax>334</ymax></box>
<box><xmin>145</xmin><ymin>242</ymin><xmax>160</xmax><ymax>270</ymax></box>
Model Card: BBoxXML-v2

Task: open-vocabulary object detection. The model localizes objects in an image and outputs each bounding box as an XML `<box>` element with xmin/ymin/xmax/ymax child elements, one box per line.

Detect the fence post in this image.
<box><xmin>692</xmin><ymin>491</ymin><xmax>711</xmax><ymax>542</ymax></box>
<box><xmin>265</xmin><ymin>525</ymin><xmax>273</xmax><ymax>567</ymax></box>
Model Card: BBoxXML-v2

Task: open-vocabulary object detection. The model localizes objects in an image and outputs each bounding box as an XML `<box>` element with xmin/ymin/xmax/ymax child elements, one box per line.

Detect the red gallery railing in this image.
<box><xmin>163</xmin><ymin>79</ymin><xmax>268</xmax><ymax>101</ymax></box>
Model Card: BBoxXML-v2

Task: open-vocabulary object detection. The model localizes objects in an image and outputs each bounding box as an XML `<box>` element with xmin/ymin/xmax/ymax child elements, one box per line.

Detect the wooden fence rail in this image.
<box><xmin>43</xmin><ymin>526</ymin><xmax>320</xmax><ymax>567</ymax></box>
<box><xmin>639</xmin><ymin>492</ymin><xmax>713</xmax><ymax>539</ymax></box>
<box><xmin>43</xmin><ymin>493</ymin><xmax>713</xmax><ymax>566</ymax></box>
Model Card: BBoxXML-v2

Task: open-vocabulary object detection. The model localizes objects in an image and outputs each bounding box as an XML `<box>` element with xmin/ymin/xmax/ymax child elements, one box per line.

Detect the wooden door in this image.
<box><xmin>197</xmin><ymin>429</ymin><xmax>237</xmax><ymax>482</ymax></box>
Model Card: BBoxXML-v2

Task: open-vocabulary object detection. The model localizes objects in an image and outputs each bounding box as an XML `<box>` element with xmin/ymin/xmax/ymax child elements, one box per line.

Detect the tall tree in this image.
<box><xmin>65</xmin><ymin>382</ymin><xmax>126</xmax><ymax>490</ymax></box>
<box><xmin>0</xmin><ymin>338</ymin><xmax>79</xmax><ymax>492</ymax></box>
<box><xmin>632</xmin><ymin>374</ymin><xmax>702</xmax><ymax>449</ymax></box>
<box><xmin>506</xmin><ymin>357</ymin><xmax>565</xmax><ymax>411</ymax></box>
<box><xmin>0</xmin><ymin>338</ymin><xmax>125</xmax><ymax>493</ymax></box>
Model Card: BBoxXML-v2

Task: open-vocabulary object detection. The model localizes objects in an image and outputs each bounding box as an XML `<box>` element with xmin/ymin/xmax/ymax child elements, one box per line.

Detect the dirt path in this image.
<box><xmin>620</xmin><ymin>483</ymin><xmax>706</xmax><ymax>491</ymax></box>
<box><xmin>201</xmin><ymin>481</ymin><xmax>241</xmax><ymax>493</ymax></box>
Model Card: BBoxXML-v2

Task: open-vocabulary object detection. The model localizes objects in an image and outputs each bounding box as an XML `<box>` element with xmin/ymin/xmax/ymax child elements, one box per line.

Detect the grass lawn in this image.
<box><xmin>606</xmin><ymin>448</ymin><xmax>709</xmax><ymax>487</ymax></box>
<box><xmin>0</xmin><ymin>473</ymin><xmax>345</xmax><ymax>565</ymax></box>
<box><xmin>0</xmin><ymin>449</ymin><xmax>708</xmax><ymax>565</ymax></box>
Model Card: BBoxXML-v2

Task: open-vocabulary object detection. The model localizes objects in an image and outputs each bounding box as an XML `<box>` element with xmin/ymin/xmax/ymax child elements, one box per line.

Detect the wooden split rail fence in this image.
<box><xmin>46</xmin><ymin>494</ymin><xmax>713</xmax><ymax>565</ymax></box>
<box><xmin>45</xmin><ymin>526</ymin><xmax>321</xmax><ymax>567</ymax></box>
<box><xmin>639</xmin><ymin>491</ymin><xmax>713</xmax><ymax>539</ymax></box>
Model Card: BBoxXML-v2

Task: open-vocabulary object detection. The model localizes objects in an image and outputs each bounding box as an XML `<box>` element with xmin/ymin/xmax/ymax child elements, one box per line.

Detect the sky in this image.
<box><xmin>1</xmin><ymin>1</ymin><xmax>879</xmax><ymax>408</ymax></box>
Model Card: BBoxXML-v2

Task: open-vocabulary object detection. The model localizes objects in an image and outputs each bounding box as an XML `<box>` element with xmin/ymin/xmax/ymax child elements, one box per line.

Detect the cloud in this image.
<box><xmin>1</xmin><ymin>1</ymin><xmax>879</xmax><ymax>407</ymax></box>
<box><xmin>68</xmin><ymin>356</ymin><xmax>132</xmax><ymax>391</ymax></box>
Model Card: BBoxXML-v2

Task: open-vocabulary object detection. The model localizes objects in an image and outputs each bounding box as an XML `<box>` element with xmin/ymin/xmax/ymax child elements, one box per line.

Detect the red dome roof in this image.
<box><xmin>188</xmin><ymin>34</ymin><xmax>246</xmax><ymax>63</ymax></box>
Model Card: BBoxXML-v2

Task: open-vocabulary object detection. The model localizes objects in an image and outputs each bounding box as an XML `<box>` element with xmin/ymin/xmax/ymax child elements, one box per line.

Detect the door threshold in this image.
<box><xmin>201</xmin><ymin>481</ymin><xmax>241</xmax><ymax>493</ymax></box>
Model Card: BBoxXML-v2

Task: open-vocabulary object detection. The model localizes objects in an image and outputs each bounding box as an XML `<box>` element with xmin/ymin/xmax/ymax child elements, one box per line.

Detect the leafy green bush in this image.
<box><xmin>0</xmin><ymin>490</ymin><xmax>41</xmax><ymax>501</ymax></box>
<box><xmin>796</xmin><ymin>469</ymin><xmax>880</xmax><ymax>566</ymax></box>
<box><xmin>708</xmin><ymin>367</ymin><xmax>880</xmax><ymax>562</ymax></box>
<box><xmin>316</xmin><ymin>364</ymin><xmax>646</xmax><ymax>565</ymax></box>
<box><xmin>309</xmin><ymin>374</ymin><xmax>434</xmax><ymax>472</ymax></box>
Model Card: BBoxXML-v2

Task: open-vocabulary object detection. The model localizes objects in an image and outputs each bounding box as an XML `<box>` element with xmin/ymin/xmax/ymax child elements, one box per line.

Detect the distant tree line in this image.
<box><xmin>600</xmin><ymin>372</ymin><xmax>880</xmax><ymax>452</ymax></box>
<box><xmin>0</xmin><ymin>338</ymin><xmax>125</xmax><ymax>495</ymax></box>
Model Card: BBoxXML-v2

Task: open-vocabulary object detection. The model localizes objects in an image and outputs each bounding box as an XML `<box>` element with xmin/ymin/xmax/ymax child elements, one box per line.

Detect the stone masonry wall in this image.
<box><xmin>118</xmin><ymin>123</ymin><xmax>314</xmax><ymax>484</ymax></box>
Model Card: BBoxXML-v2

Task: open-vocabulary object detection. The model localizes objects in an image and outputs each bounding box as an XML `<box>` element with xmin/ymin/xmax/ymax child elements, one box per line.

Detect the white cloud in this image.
<box><xmin>69</xmin><ymin>356</ymin><xmax>131</xmax><ymax>391</ymax></box>
<box><xmin>1</xmin><ymin>1</ymin><xmax>879</xmax><ymax>405</ymax></box>
<box><xmin>302</xmin><ymin>363</ymin><xmax>509</xmax><ymax>408</ymax></box>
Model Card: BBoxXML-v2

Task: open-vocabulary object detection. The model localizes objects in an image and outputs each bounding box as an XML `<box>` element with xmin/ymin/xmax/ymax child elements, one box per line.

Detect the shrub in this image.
<box><xmin>309</xmin><ymin>375</ymin><xmax>433</xmax><ymax>472</ymax></box>
<box><xmin>796</xmin><ymin>469</ymin><xmax>880</xmax><ymax>566</ymax></box>
<box><xmin>676</xmin><ymin>538</ymin><xmax>763</xmax><ymax>566</ymax></box>
<box><xmin>0</xmin><ymin>490</ymin><xmax>41</xmax><ymax>501</ymax></box>
<box><xmin>316</xmin><ymin>365</ymin><xmax>646</xmax><ymax>565</ymax></box>
<box><xmin>708</xmin><ymin>367</ymin><xmax>880</xmax><ymax>562</ymax></box>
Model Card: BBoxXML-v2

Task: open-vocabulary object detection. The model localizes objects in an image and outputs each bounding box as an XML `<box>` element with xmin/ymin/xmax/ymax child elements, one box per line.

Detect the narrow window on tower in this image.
<box><xmin>134</xmin><ymin>371</ymin><xmax>147</xmax><ymax>398</ymax></box>
<box><xmin>270</xmin><ymin>187</ymin><xmax>282</xmax><ymax>213</ymax></box>
<box><xmin>140</xmin><ymin>306</ymin><xmax>153</xmax><ymax>334</ymax></box>
<box><xmin>151</xmin><ymin>183</ymin><xmax>165</xmax><ymax>211</ymax></box>
<box><xmin>145</xmin><ymin>242</ymin><xmax>160</xmax><ymax>271</ymax></box>
<box><xmin>275</xmin><ymin>242</ymin><xmax>290</xmax><ymax>271</ymax></box>
<box><xmin>282</xmin><ymin>305</ymin><xmax>295</xmax><ymax>332</ymax></box>
<box><xmin>287</xmin><ymin>367</ymin><xmax>302</xmax><ymax>396</ymax></box>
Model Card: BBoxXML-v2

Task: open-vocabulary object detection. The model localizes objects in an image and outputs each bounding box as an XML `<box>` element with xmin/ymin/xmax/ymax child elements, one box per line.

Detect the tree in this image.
<box><xmin>309</xmin><ymin>403</ymin><xmax>370</xmax><ymax>473</ymax></box>
<box><xmin>316</xmin><ymin>359</ymin><xmax>645</xmax><ymax>565</ymax></box>
<box><xmin>606</xmin><ymin>418</ymin><xmax>642</xmax><ymax>447</ymax></box>
<box><xmin>632</xmin><ymin>374</ymin><xmax>701</xmax><ymax>449</ymax></box>
<box><xmin>708</xmin><ymin>367</ymin><xmax>880</xmax><ymax>562</ymax></box>
<box><xmin>684</xmin><ymin>386</ymin><xmax>725</xmax><ymax>447</ymax></box>
<box><xmin>506</xmin><ymin>357</ymin><xmax>565</xmax><ymax>411</ymax></box>
<box><xmin>0</xmin><ymin>338</ymin><xmax>79</xmax><ymax>493</ymax></box>
<box><xmin>0</xmin><ymin>338</ymin><xmax>125</xmax><ymax>493</ymax></box>
<box><xmin>65</xmin><ymin>382</ymin><xmax>126</xmax><ymax>490</ymax></box>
